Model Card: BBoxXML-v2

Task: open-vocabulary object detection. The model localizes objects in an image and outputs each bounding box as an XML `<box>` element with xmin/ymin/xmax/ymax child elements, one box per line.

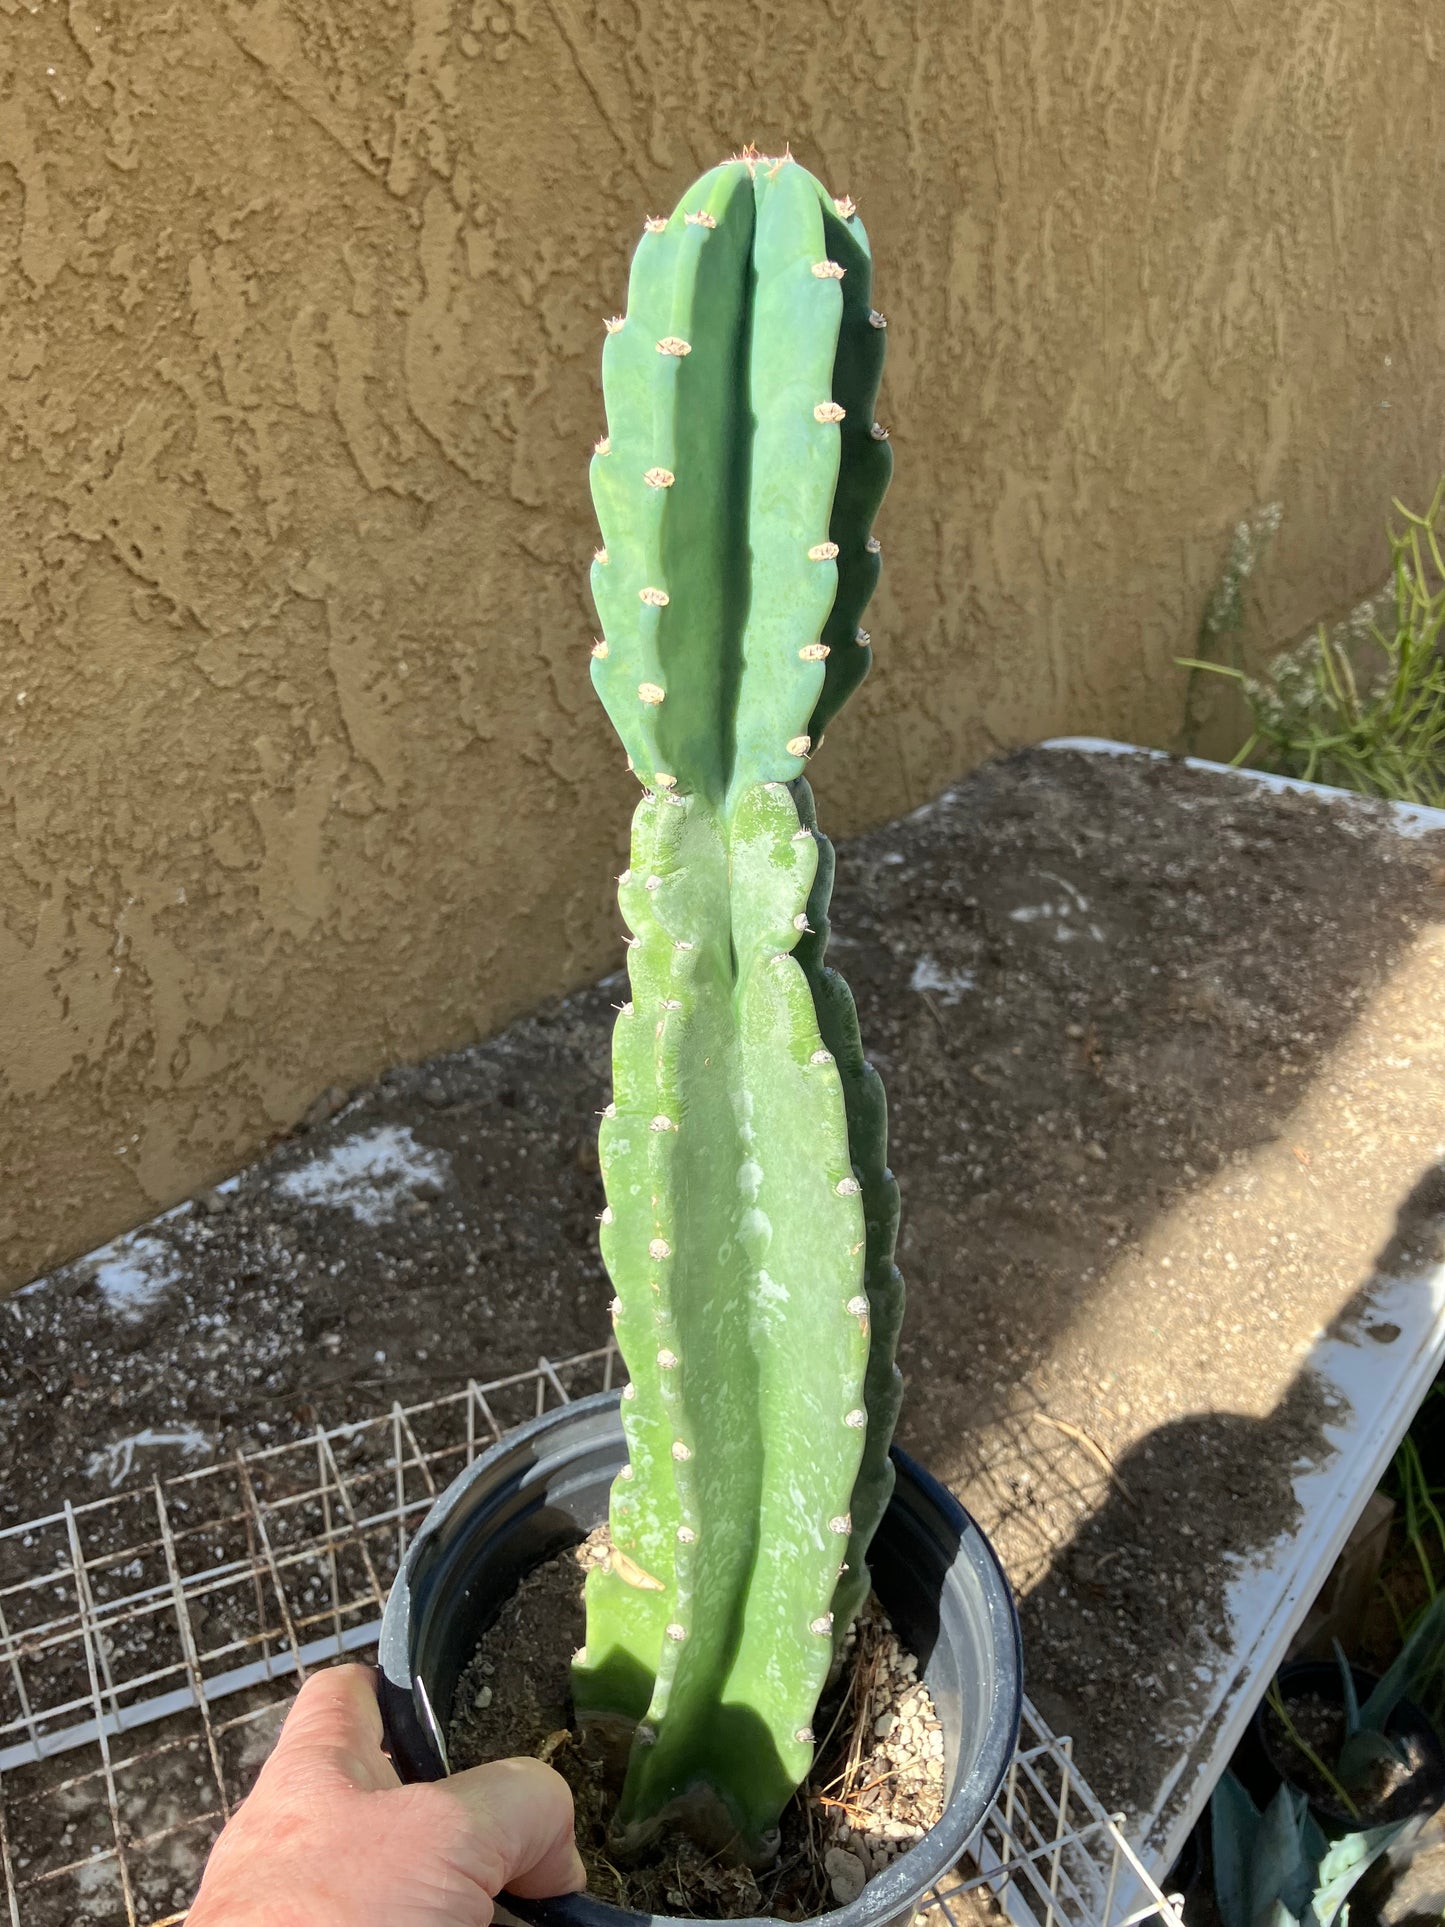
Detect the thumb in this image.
<box><xmin>262</xmin><ymin>1665</ymin><xmax>399</xmax><ymax>1795</ymax></box>
<box><xmin>435</xmin><ymin>1756</ymin><xmax>587</xmax><ymax>1900</ymax></box>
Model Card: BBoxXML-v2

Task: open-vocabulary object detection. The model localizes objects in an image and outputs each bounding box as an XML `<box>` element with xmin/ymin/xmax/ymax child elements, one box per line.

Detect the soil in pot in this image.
<box><xmin>446</xmin><ymin>1537</ymin><xmax>947</xmax><ymax>1920</ymax></box>
<box><xmin>1261</xmin><ymin>1690</ymin><xmax>1434</xmax><ymax>1827</ymax></box>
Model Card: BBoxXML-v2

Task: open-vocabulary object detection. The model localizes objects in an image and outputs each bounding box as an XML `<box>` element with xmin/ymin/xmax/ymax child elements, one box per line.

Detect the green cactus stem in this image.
<box><xmin>571</xmin><ymin>149</ymin><xmax>900</xmax><ymax>1865</ymax></box>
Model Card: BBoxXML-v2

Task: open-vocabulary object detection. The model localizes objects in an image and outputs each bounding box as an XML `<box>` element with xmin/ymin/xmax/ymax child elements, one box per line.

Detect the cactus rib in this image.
<box><xmin>791</xmin><ymin>779</ymin><xmax>905</xmax><ymax>1644</ymax></box>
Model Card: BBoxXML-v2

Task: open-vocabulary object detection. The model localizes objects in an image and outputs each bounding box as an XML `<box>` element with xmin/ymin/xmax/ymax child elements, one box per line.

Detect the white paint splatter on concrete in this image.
<box><xmin>89</xmin><ymin>1233</ymin><xmax>182</xmax><ymax>1319</ymax></box>
<box><xmin>72</xmin><ymin>1856</ymin><xmax>125</xmax><ymax>1917</ymax></box>
<box><xmin>1008</xmin><ymin>872</ymin><xmax>1105</xmax><ymax>943</ymax></box>
<box><xmin>910</xmin><ymin>955</ymin><xmax>977</xmax><ymax>1004</ymax></box>
<box><xmin>18</xmin><ymin>1182</ymin><xmax>235</xmax><ymax>1306</ymax></box>
<box><xmin>85</xmin><ymin>1425</ymin><xmax>211</xmax><ymax>1490</ymax></box>
<box><xmin>274</xmin><ymin>1125</ymin><xmax>448</xmax><ymax>1225</ymax></box>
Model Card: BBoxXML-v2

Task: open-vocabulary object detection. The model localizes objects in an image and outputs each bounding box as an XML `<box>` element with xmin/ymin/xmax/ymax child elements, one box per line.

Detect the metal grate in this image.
<box><xmin>0</xmin><ymin>1346</ymin><xmax>1180</xmax><ymax>1927</ymax></box>
<box><xmin>929</xmin><ymin>1702</ymin><xmax>1183</xmax><ymax>1927</ymax></box>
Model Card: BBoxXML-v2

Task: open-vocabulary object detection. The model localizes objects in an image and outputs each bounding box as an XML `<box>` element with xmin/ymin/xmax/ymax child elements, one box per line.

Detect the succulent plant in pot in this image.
<box><xmin>379</xmin><ymin>149</ymin><xmax>1021</xmax><ymax>1922</ymax></box>
<box><xmin>1253</xmin><ymin>1610</ymin><xmax>1445</xmax><ymax>1833</ymax></box>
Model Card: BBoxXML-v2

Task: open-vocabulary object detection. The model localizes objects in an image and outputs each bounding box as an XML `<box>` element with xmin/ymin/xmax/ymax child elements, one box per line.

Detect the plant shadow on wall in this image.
<box><xmin>1007</xmin><ymin>1159</ymin><xmax>1445</xmax><ymax>1832</ymax></box>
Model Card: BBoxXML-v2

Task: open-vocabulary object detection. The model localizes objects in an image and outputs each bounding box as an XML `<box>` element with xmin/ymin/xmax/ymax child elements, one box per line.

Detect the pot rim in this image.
<box><xmin>380</xmin><ymin>1388</ymin><xmax>1022</xmax><ymax>1927</ymax></box>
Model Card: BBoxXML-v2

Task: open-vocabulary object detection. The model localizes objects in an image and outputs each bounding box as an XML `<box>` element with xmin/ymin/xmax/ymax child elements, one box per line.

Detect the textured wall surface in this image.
<box><xmin>3</xmin><ymin>0</ymin><xmax>1443</xmax><ymax>1291</ymax></box>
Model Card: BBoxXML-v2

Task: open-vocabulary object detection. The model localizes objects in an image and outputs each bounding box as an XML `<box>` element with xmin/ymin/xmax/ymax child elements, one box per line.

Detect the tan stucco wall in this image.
<box><xmin>4</xmin><ymin>0</ymin><xmax>1443</xmax><ymax>1292</ymax></box>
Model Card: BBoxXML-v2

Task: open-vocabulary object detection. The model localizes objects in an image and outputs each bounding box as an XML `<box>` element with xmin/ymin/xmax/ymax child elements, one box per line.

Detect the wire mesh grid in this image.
<box><xmin>0</xmin><ymin>1345</ymin><xmax>1181</xmax><ymax>1927</ymax></box>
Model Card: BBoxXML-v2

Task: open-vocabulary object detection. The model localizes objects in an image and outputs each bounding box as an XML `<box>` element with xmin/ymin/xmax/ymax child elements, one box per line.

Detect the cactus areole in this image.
<box><xmin>572</xmin><ymin>150</ymin><xmax>904</xmax><ymax>1865</ymax></box>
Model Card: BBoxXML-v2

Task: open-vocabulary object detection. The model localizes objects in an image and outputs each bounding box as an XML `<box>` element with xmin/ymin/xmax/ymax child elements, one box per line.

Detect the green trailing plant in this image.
<box><xmin>1210</xmin><ymin>1770</ymin><xmax>1404</xmax><ymax>1927</ymax></box>
<box><xmin>1391</xmin><ymin>1432</ymin><xmax>1445</xmax><ymax>1612</ymax></box>
<box><xmin>568</xmin><ymin>150</ymin><xmax>900</xmax><ymax>1865</ymax></box>
<box><xmin>1179</xmin><ymin>480</ymin><xmax>1445</xmax><ymax>804</ymax></box>
<box><xmin>1360</xmin><ymin>1376</ymin><xmax>1445</xmax><ymax>1666</ymax></box>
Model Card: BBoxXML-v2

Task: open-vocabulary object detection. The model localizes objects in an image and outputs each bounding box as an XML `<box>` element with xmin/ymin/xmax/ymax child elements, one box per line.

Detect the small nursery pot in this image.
<box><xmin>378</xmin><ymin>1389</ymin><xmax>1022</xmax><ymax>1927</ymax></box>
<box><xmin>1253</xmin><ymin>1658</ymin><xmax>1445</xmax><ymax>1831</ymax></box>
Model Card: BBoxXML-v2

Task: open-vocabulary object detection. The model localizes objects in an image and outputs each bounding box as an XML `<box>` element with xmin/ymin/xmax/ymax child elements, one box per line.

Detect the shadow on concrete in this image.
<box><xmin>1012</xmin><ymin>1158</ymin><xmax>1445</xmax><ymax>1864</ymax></box>
<box><xmin>3</xmin><ymin>746</ymin><xmax>1443</xmax><ymax>1604</ymax></box>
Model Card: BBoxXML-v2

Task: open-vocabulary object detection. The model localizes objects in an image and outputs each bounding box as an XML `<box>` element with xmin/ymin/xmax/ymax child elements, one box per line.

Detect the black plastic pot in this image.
<box><xmin>378</xmin><ymin>1389</ymin><xmax>1022</xmax><ymax>1927</ymax></box>
<box><xmin>1161</xmin><ymin>1819</ymin><xmax>1204</xmax><ymax>1909</ymax></box>
<box><xmin>1252</xmin><ymin>1659</ymin><xmax>1445</xmax><ymax>1832</ymax></box>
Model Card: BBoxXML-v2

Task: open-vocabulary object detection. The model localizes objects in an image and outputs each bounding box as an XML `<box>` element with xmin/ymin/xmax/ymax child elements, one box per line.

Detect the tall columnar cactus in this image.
<box><xmin>571</xmin><ymin>150</ymin><xmax>903</xmax><ymax>1865</ymax></box>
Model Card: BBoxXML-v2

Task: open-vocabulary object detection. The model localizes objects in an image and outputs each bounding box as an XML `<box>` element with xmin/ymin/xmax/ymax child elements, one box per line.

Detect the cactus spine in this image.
<box><xmin>572</xmin><ymin>150</ymin><xmax>902</xmax><ymax>1864</ymax></box>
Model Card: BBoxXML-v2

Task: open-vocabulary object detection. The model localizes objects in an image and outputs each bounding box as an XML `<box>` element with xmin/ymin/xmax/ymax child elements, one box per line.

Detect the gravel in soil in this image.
<box><xmin>447</xmin><ymin>1543</ymin><xmax>944</xmax><ymax>1919</ymax></box>
<box><xmin>7</xmin><ymin>745</ymin><xmax>1445</xmax><ymax>1868</ymax></box>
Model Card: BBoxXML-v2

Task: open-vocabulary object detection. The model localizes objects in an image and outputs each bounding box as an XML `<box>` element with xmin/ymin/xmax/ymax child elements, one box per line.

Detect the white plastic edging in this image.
<box><xmin>1043</xmin><ymin>738</ymin><xmax>1445</xmax><ymax>1883</ymax></box>
<box><xmin>1042</xmin><ymin>737</ymin><xmax>1445</xmax><ymax>839</ymax></box>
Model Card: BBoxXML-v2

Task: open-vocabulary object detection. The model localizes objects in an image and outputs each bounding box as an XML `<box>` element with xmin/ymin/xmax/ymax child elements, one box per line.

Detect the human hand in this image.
<box><xmin>188</xmin><ymin>1663</ymin><xmax>585</xmax><ymax>1927</ymax></box>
